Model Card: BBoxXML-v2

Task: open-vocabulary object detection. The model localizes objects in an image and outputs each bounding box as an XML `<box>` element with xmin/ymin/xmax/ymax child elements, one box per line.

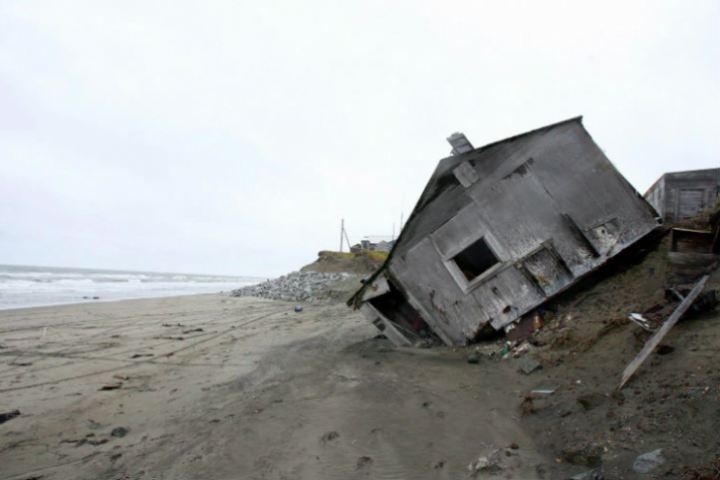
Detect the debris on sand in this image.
<box><xmin>111</xmin><ymin>427</ymin><xmax>129</xmax><ymax>438</ymax></box>
<box><xmin>182</xmin><ymin>328</ymin><xmax>204</xmax><ymax>334</ymax></box>
<box><xmin>468</xmin><ymin>449</ymin><xmax>503</xmax><ymax>475</ymax></box>
<box><xmin>0</xmin><ymin>410</ymin><xmax>21</xmax><ymax>425</ymax></box>
<box><xmin>356</xmin><ymin>456</ymin><xmax>373</xmax><ymax>469</ymax></box>
<box><xmin>131</xmin><ymin>354</ymin><xmax>154</xmax><ymax>359</ymax></box>
<box><xmin>519</xmin><ymin>356</ymin><xmax>541</xmax><ymax>375</ymax></box>
<box><xmin>568</xmin><ymin>469</ymin><xmax>604</xmax><ymax>480</ymax></box>
<box><xmin>619</xmin><ymin>275</ymin><xmax>709</xmax><ymax>389</ymax></box>
<box><xmin>633</xmin><ymin>449</ymin><xmax>666</xmax><ymax>474</ymax></box>
<box><xmin>530</xmin><ymin>390</ymin><xmax>554</xmax><ymax>395</ymax></box>
<box><xmin>320</xmin><ymin>431</ymin><xmax>339</xmax><ymax>445</ymax></box>
<box><xmin>466</xmin><ymin>353</ymin><xmax>480</xmax><ymax>364</ymax></box>
<box><xmin>99</xmin><ymin>383</ymin><xmax>122</xmax><ymax>391</ymax></box>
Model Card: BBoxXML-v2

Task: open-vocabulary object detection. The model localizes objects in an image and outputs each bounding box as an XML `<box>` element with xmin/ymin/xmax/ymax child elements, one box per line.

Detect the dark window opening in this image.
<box><xmin>453</xmin><ymin>237</ymin><xmax>499</xmax><ymax>281</ymax></box>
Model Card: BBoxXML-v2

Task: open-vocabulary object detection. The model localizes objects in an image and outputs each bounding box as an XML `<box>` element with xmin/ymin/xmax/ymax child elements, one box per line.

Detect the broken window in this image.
<box><xmin>369</xmin><ymin>280</ymin><xmax>435</xmax><ymax>341</ymax></box>
<box><xmin>452</xmin><ymin>237</ymin><xmax>499</xmax><ymax>281</ymax></box>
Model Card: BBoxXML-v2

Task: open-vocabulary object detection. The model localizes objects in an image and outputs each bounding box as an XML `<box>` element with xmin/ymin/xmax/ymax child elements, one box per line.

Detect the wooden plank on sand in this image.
<box><xmin>618</xmin><ymin>275</ymin><xmax>709</xmax><ymax>390</ymax></box>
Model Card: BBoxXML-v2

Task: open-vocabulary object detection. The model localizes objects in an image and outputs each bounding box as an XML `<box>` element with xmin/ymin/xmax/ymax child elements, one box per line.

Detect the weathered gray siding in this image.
<box><xmin>645</xmin><ymin>177</ymin><xmax>665</xmax><ymax>216</ymax></box>
<box><xmin>375</xmin><ymin>120</ymin><xmax>658</xmax><ymax>344</ymax></box>
<box><xmin>644</xmin><ymin>168</ymin><xmax>720</xmax><ymax>222</ymax></box>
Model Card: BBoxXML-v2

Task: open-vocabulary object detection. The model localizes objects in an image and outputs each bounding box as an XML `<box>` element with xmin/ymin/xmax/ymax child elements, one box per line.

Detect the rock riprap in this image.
<box><xmin>230</xmin><ymin>271</ymin><xmax>357</xmax><ymax>303</ymax></box>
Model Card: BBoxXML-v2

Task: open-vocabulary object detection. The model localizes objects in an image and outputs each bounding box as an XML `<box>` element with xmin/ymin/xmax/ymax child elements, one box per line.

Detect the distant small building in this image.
<box><xmin>350</xmin><ymin>238</ymin><xmax>395</xmax><ymax>253</ymax></box>
<box><xmin>349</xmin><ymin>117</ymin><xmax>658</xmax><ymax>347</ymax></box>
<box><xmin>644</xmin><ymin>168</ymin><xmax>720</xmax><ymax>223</ymax></box>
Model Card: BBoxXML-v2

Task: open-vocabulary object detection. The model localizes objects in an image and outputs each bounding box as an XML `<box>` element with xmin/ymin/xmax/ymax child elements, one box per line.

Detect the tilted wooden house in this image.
<box><xmin>349</xmin><ymin>117</ymin><xmax>658</xmax><ymax>346</ymax></box>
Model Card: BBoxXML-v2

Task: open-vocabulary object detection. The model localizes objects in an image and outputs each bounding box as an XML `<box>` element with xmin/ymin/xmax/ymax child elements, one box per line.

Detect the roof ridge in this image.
<box><xmin>440</xmin><ymin>116</ymin><xmax>583</xmax><ymax>166</ymax></box>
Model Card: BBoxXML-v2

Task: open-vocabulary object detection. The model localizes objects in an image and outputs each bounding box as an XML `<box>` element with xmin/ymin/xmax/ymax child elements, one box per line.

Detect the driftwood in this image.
<box><xmin>618</xmin><ymin>275</ymin><xmax>709</xmax><ymax>390</ymax></box>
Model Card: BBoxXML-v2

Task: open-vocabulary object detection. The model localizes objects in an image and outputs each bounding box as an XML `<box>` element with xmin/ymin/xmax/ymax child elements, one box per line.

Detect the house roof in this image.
<box><xmin>349</xmin><ymin>116</ymin><xmax>584</xmax><ymax>306</ymax></box>
<box><xmin>393</xmin><ymin>116</ymin><xmax>583</xmax><ymax>259</ymax></box>
<box><xmin>644</xmin><ymin>167</ymin><xmax>720</xmax><ymax>197</ymax></box>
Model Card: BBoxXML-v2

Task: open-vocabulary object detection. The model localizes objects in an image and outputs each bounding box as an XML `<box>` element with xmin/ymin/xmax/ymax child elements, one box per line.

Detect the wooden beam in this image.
<box><xmin>618</xmin><ymin>275</ymin><xmax>709</xmax><ymax>390</ymax></box>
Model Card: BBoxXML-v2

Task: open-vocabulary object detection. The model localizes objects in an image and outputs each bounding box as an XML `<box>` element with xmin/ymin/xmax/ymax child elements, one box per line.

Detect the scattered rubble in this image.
<box><xmin>468</xmin><ymin>448</ymin><xmax>503</xmax><ymax>475</ymax></box>
<box><xmin>619</xmin><ymin>275</ymin><xmax>709</xmax><ymax>389</ymax></box>
<box><xmin>519</xmin><ymin>357</ymin><xmax>541</xmax><ymax>375</ymax></box>
<box><xmin>568</xmin><ymin>469</ymin><xmax>604</xmax><ymax>480</ymax></box>
<box><xmin>633</xmin><ymin>449</ymin><xmax>666</xmax><ymax>474</ymax></box>
<box><xmin>231</xmin><ymin>271</ymin><xmax>357</xmax><ymax>303</ymax></box>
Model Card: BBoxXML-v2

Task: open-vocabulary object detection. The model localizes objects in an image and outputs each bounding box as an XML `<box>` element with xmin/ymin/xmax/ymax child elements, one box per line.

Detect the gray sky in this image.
<box><xmin>1</xmin><ymin>1</ymin><xmax>718</xmax><ymax>277</ymax></box>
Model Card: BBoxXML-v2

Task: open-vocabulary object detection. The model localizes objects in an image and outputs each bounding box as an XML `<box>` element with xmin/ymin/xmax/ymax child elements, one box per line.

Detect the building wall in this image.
<box><xmin>644</xmin><ymin>176</ymin><xmax>665</xmax><ymax>217</ymax></box>
<box><xmin>385</xmin><ymin>121</ymin><xmax>658</xmax><ymax>344</ymax></box>
<box><xmin>660</xmin><ymin>169</ymin><xmax>720</xmax><ymax>222</ymax></box>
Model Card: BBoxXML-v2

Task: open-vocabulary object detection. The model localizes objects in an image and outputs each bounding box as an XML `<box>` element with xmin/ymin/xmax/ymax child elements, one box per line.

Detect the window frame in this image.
<box><xmin>437</xmin><ymin>233</ymin><xmax>505</xmax><ymax>294</ymax></box>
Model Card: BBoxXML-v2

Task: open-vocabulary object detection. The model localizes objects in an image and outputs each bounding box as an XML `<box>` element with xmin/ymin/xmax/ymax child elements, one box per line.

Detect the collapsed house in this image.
<box><xmin>349</xmin><ymin>117</ymin><xmax>659</xmax><ymax>346</ymax></box>
<box><xmin>644</xmin><ymin>168</ymin><xmax>720</xmax><ymax>223</ymax></box>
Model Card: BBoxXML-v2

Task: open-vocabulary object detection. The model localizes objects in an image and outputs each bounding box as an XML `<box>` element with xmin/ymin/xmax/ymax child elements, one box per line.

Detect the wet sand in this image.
<box><xmin>0</xmin><ymin>294</ymin><xmax>545</xmax><ymax>480</ymax></box>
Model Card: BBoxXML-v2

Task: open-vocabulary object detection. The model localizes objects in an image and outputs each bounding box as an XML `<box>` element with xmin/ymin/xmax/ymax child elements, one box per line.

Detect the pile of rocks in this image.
<box><xmin>230</xmin><ymin>271</ymin><xmax>357</xmax><ymax>303</ymax></box>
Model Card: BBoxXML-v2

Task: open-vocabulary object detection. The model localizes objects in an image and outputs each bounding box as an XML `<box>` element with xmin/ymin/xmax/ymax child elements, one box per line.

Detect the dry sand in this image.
<box><xmin>0</xmin><ymin>294</ymin><xmax>545</xmax><ymax>480</ymax></box>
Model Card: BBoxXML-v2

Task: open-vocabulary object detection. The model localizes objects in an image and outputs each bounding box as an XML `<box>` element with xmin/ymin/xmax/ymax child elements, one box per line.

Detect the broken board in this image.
<box><xmin>618</xmin><ymin>275</ymin><xmax>709</xmax><ymax>390</ymax></box>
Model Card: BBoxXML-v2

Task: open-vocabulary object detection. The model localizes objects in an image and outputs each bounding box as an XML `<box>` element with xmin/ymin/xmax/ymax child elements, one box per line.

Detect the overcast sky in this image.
<box><xmin>1</xmin><ymin>1</ymin><xmax>718</xmax><ymax>277</ymax></box>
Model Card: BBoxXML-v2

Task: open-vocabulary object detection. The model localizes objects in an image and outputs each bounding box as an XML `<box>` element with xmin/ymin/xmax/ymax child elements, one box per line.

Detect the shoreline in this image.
<box><xmin>0</xmin><ymin>290</ymin><xmax>230</xmax><ymax>314</ymax></box>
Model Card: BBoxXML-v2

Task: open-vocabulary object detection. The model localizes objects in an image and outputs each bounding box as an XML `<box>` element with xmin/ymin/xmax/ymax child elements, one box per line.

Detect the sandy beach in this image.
<box><xmin>0</xmin><ymin>294</ymin><xmax>547</xmax><ymax>480</ymax></box>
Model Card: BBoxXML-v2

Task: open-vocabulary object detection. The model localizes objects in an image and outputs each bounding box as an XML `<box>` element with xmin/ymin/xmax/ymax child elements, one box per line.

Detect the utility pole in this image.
<box><xmin>344</xmin><ymin>226</ymin><xmax>351</xmax><ymax>252</ymax></box>
<box><xmin>340</xmin><ymin>219</ymin><xmax>344</xmax><ymax>252</ymax></box>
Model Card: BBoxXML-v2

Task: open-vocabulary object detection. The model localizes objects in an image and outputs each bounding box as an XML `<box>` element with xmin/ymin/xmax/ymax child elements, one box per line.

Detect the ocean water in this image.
<box><xmin>0</xmin><ymin>264</ymin><xmax>263</xmax><ymax>310</ymax></box>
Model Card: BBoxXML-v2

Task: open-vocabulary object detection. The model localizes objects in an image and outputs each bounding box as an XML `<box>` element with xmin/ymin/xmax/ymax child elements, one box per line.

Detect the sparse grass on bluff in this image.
<box><xmin>300</xmin><ymin>250</ymin><xmax>388</xmax><ymax>275</ymax></box>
